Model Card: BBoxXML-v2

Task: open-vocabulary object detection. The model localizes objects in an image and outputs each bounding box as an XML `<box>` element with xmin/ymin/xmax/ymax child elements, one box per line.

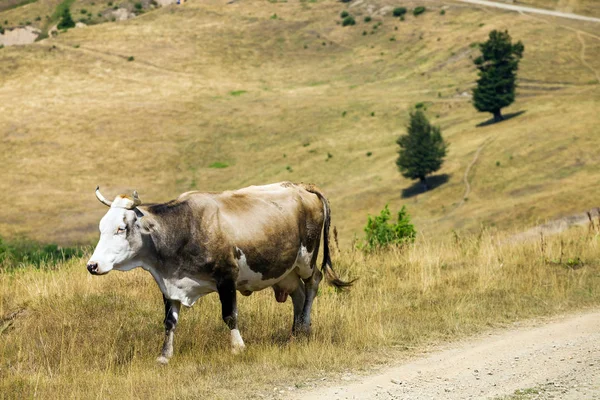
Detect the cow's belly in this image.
<box><xmin>235</xmin><ymin>245</ymin><xmax>314</xmax><ymax>293</ymax></box>
<box><xmin>148</xmin><ymin>268</ymin><xmax>217</xmax><ymax>307</ymax></box>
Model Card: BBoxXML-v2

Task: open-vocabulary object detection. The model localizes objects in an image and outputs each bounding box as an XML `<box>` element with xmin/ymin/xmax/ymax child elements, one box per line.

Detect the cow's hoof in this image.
<box><xmin>156</xmin><ymin>356</ymin><xmax>170</xmax><ymax>365</ymax></box>
<box><xmin>231</xmin><ymin>344</ymin><xmax>246</xmax><ymax>355</ymax></box>
<box><xmin>292</xmin><ymin>325</ymin><xmax>311</xmax><ymax>337</ymax></box>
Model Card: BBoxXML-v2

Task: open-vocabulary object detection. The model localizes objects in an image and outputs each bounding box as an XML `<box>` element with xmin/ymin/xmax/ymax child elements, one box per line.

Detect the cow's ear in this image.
<box><xmin>137</xmin><ymin>216</ymin><xmax>156</xmax><ymax>235</ymax></box>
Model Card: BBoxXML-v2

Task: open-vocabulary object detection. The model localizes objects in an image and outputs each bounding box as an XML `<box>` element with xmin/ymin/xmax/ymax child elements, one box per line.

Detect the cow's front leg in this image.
<box><xmin>157</xmin><ymin>295</ymin><xmax>181</xmax><ymax>365</ymax></box>
<box><xmin>217</xmin><ymin>278</ymin><xmax>245</xmax><ymax>354</ymax></box>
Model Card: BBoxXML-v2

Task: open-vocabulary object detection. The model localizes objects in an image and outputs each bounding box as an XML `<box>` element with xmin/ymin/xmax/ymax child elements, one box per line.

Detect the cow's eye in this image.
<box><xmin>116</xmin><ymin>227</ymin><xmax>127</xmax><ymax>234</ymax></box>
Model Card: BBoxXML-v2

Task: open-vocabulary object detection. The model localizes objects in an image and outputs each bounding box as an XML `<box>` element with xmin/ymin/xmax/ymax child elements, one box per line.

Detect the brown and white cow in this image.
<box><xmin>87</xmin><ymin>182</ymin><xmax>352</xmax><ymax>364</ymax></box>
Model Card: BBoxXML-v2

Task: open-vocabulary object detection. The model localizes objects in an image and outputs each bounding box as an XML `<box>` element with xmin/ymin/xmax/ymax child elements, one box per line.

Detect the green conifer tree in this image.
<box><xmin>472</xmin><ymin>30</ymin><xmax>524</xmax><ymax>122</ymax></box>
<box><xmin>57</xmin><ymin>6</ymin><xmax>75</xmax><ymax>30</ymax></box>
<box><xmin>396</xmin><ymin>110</ymin><xmax>447</xmax><ymax>192</ymax></box>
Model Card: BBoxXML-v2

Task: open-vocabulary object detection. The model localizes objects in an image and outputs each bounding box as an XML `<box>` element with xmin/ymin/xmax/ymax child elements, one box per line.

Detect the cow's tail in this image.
<box><xmin>303</xmin><ymin>184</ymin><xmax>354</xmax><ymax>290</ymax></box>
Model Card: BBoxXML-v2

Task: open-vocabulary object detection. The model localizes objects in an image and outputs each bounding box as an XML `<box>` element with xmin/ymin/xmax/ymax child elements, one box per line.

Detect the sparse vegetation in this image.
<box><xmin>413</xmin><ymin>6</ymin><xmax>426</xmax><ymax>16</ymax></box>
<box><xmin>209</xmin><ymin>161</ymin><xmax>229</xmax><ymax>168</ymax></box>
<box><xmin>342</xmin><ymin>15</ymin><xmax>355</xmax><ymax>26</ymax></box>
<box><xmin>393</xmin><ymin>7</ymin><xmax>407</xmax><ymax>17</ymax></box>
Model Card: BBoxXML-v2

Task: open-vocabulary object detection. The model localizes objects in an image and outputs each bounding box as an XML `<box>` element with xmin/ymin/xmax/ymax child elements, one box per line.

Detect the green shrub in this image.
<box><xmin>392</xmin><ymin>7</ymin><xmax>407</xmax><ymax>17</ymax></box>
<box><xmin>127</xmin><ymin>56</ymin><xmax>134</xmax><ymax>61</ymax></box>
<box><xmin>35</xmin><ymin>16</ymin><xmax>42</xmax><ymax>21</ymax></box>
<box><xmin>440</xmin><ymin>9</ymin><xmax>446</xmax><ymax>15</ymax></box>
<box><xmin>209</xmin><ymin>161</ymin><xmax>229</xmax><ymax>168</ymax></box>
<box><xmin>342</xmin><ymin>15</ymin><xmax>355</xmax><ymax>26</ymax></box>
<box><xmin>364</xmin><ymin>15</ymin><xmax>371</xmax><ymax>22</ymax></box>
<box><xmin>134</xmin><ymin>2</ymin><xmax>142</xmax><ymax>10</ymax></box>
<box><xmin>363</xmin><ymin>205</ymin><xmax>416</xmax><ymax>250</ymax></box>
<box><xmin>340</xmin><ymin>10</ymin><xmax>349</xmax><ymax>18</ymax></box>
<box><xmin>80</xmin><ymin>9</ymin><xmax>87</xmax><ymax>13</ymax></box>
<box><xmin>413</xmin><ymin>6</ymin><xmax>426</xmax><ymax>16</ymax></box>
<box><xmin>0</xmin><ymin>26</ymin><xmax>4</xmax><ymax>35</ymax></box>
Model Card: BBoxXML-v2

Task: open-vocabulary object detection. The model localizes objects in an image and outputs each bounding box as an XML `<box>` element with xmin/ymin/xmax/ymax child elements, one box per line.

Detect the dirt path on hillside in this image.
<box><xmin>455</xmin><ymin>0</ymin><xmax>600</xmax><ymax>22</ymax></box>
<box><xmin>292</xmin><ymin>311</ymin><xmax>600</xmax><ymax>400</ymax></box>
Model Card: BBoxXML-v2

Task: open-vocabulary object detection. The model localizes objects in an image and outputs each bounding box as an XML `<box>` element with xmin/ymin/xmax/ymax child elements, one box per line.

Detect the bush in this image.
<box><xmin>363</xmin><ymin>205</ymin><xmax>416</xmax><ymax>250</ymax></box>
<box><xmin>127</xmin><ymin>56</ymin><xmax>135</xmax><ymax>61</ymax></box>
<box><xmin>340</xmin><ymin>10</ymin><xmax>349</xmax><ymax>18</ymax></box>
<box><xmin>342</xmin><ymin>15</ymin><xmax>355</xmax><ymax>26</ymax></box>
<box><xmin>134</xmin><ymin>2</ymin><xmax>142</xmax><ymax>10</ymax></box>
<box><xmin>440</xmin><ymin>9</ymin><xmax>446</xmax><ymax>15</ymax></box>
<box><xmin>80</xmin><ymin>9</ymin><xmax>87</xmax><ymax>14</ymax></box>
<box><xmin>364</xmin><ymin>16</ymin><xmax>371</xmax><ymax>22</ymax></box>
<box><xmin>392</xmin><ymin>7</ymin><xmax>407</xmax><ymax>17</ymax></box>
<box><xmin>0</xmin><ymin>26</ymin><xmax>4</xmax><ymax>35</ymax></box>
<box><xmin>413</xmin><ymin>6</ymin><xmax>426</xmax><ymax>16</ymax></box>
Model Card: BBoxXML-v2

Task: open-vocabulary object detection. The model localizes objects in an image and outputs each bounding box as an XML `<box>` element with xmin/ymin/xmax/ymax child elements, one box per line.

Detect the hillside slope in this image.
<box><xmin>0</xmin><ymin>0</ymin><xmax>599</xmax><ymax>245</ymax></box>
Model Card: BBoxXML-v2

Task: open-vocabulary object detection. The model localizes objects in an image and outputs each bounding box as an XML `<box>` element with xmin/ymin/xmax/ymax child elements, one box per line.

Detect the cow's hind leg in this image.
<box><xmin>157</xmin><ymin>295</ymin><xmax>181</xmax><ymax>365</ymax></box>
<box><xmin>290</xmin><ymin>281</ymin><xmax>306</xmax><ymax>334</ymax></box>
<box><xmin>297</xmin><ymin>267</ymin><xmax>323</xmax><ymax>335</ymax></box>
<box><xmin>217</xmin><ymin>278</ymin><xmax>246</xmax><ymax>354</ymax></box>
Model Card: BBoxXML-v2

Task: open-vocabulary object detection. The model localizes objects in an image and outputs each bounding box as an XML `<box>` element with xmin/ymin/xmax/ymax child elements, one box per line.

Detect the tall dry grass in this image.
<box><xmin>1</xmin><ymin>227</ymin><xmax>599</xmax><ymax>399</ymax></box>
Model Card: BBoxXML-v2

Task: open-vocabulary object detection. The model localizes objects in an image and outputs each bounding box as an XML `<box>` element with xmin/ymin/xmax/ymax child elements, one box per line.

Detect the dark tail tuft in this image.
<box><xmin>303</xmin><ymin>184</ymin><xmax>355</xmax><ymax>290</ymax></box>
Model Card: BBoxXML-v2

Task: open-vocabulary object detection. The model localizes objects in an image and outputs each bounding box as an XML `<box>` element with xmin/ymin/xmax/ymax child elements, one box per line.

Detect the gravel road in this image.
<box><xmin>293</xmin><ymin>311</ymin><xmax>600</xmax><ymax>400</ymax></box>
<box><xmin>455</xmin><ymin>0</ymin><xmax>600</xmax><ymax>23</ymax></box>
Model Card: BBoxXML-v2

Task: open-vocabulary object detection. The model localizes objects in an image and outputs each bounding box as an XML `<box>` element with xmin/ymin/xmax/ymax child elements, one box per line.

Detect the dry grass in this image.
<box><xmin>0</xmin><ymin>0</ymin><xmax>599</xmax><ymax>248</ymax></box>
<box><xmin>1</xmin><ymin>227</ymin><xmax>600</xmax><ymax>399</ymax></box>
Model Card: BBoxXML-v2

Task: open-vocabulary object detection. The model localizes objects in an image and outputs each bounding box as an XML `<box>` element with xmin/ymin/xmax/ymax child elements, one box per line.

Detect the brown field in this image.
<box><xmin>1</xmin><ymin>0</ymin><xmax>600</xmax><ymax>398</ymax></box>
<box><xmin>2</xmin><ymin>227</ymin><xmax>600</xmax><ymax>399</ymax></box>
<box><xmin>0</xmin><ymin>0</ymin><xmax>599</xmax><ymax>247</ymax></box>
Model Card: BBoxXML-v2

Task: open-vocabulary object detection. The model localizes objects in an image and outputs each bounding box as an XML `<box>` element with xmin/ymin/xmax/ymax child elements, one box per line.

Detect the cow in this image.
<box><xmin>87</xmin><ymin>182</ymin><xmax>352</xmax><ymax>364</ymax></box>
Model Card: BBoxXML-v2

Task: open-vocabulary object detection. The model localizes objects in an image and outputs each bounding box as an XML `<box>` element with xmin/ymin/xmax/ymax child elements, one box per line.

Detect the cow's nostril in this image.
<box><xmin>87</xmin><ymin>262</ymin><xmax>98</xmax><ymax>274</ymax></box>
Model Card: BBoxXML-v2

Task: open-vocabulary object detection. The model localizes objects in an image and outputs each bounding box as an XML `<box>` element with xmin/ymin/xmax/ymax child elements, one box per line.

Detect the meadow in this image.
<box><xmin>1</xmin><ymin>0</ymin><xmax>600</xmax><ymax>397</ymax></box>
<box><xmin>1</xmin><ymin>226</ymin><xmax>599</xmax><ymax>399</ymax></box>
<box><xmin>0</xmin><ymin>0</ymin><xmax>599</xmax><ymax>247</ymax></box>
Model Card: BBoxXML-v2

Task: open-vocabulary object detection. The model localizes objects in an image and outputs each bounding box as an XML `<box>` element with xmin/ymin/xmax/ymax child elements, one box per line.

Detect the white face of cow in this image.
<box><xmin>87</xmin><ymin>190</ymin><xmax>149</xmax><ymax>275</ymax></box>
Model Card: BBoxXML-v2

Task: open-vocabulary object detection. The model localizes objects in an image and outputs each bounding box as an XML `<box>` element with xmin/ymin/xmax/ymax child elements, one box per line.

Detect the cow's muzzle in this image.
<box><xmin>87</xmin><ymin>262</ymin><xmax>99</xmax><ymax>275</ymax></box>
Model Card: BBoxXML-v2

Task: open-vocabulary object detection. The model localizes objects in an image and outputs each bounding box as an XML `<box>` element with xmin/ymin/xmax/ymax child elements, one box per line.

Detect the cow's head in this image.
<box><xmin>87</xmin><ymin>187</ymin><xmax>154</xmax><ymax>275</ymax></box>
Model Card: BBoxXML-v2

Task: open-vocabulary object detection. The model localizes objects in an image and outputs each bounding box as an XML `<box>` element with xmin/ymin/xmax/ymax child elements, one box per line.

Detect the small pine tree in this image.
<box><xmin>57</xmin><ymin>6</ymin><xmax>75</xmax><ymax>30</ymax></box>
<box><xmin>396</xmin><ymin>110</ymin><xmax>447</xmax><ymax>191</ymax></box>
<box><xmin>472</xmin><ymin>30</ymin><xmax>524</xmax><ymax>122</ymax></box>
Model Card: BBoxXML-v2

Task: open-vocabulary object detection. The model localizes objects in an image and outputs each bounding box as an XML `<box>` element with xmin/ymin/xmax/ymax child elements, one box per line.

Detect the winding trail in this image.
<box><xmin>292</xmin><ymin>311</ymin><xmax>600</xmax><ymax>400</ymax></box>
<box><xmin>455</xmin><ymin>0</ymin><xmax>600</xmax><ymax>23</ymax></box>
<box><xmin>576</xmin><ymin>31</ymin><xmax>600</xmax><ymax>83</ymax></box>
<box><xmin>457</xmin><ymin>138</ymin><xmax>492</xmax><ymax>208</ymax></box>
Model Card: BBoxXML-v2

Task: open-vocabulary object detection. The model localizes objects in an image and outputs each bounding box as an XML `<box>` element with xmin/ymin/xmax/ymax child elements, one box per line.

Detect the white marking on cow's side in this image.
<box><xmin>235</xmin><ymin>248</ymin><xmax>293</xmax><ymax>292</ymax></box>
<box><xmin>230</xmin><ymin>329</ymin><xmax>246</xmax><ymax>354</ymax></box>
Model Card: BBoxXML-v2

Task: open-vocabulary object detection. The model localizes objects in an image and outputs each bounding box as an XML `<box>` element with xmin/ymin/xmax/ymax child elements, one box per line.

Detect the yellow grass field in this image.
<box><xmin>1</xmin><ymin>227</ymin><xmax>600</xmax><ymax>399</ymax></box>
<box><xmin>1</xmin><ymin>0</ymin><xmax>600</xmax><ymax>398</ymax></box>
<box><xmin>0</xmin><ymin>0</ymin><xmax>599</xmax><ymax>247</ymax></box>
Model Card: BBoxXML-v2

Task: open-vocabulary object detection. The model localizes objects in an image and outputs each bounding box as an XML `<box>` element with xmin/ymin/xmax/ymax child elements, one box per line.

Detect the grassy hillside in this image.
<box><xmin>0</xmin><ymin>0</ymin><xmax>599</xmax><ymax>247</ymax></box>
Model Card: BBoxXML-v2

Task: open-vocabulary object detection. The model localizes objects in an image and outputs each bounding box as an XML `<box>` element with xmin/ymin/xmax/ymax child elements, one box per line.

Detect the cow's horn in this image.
<box><xmin>95</xmin><ymin>186</ymin><xmax>113</xmax><ymax>207</ymax></box>
<box><xmin>131</xmin><ymin>190</ymin><xmax>142</xmax><ymax>208</ymax></box>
